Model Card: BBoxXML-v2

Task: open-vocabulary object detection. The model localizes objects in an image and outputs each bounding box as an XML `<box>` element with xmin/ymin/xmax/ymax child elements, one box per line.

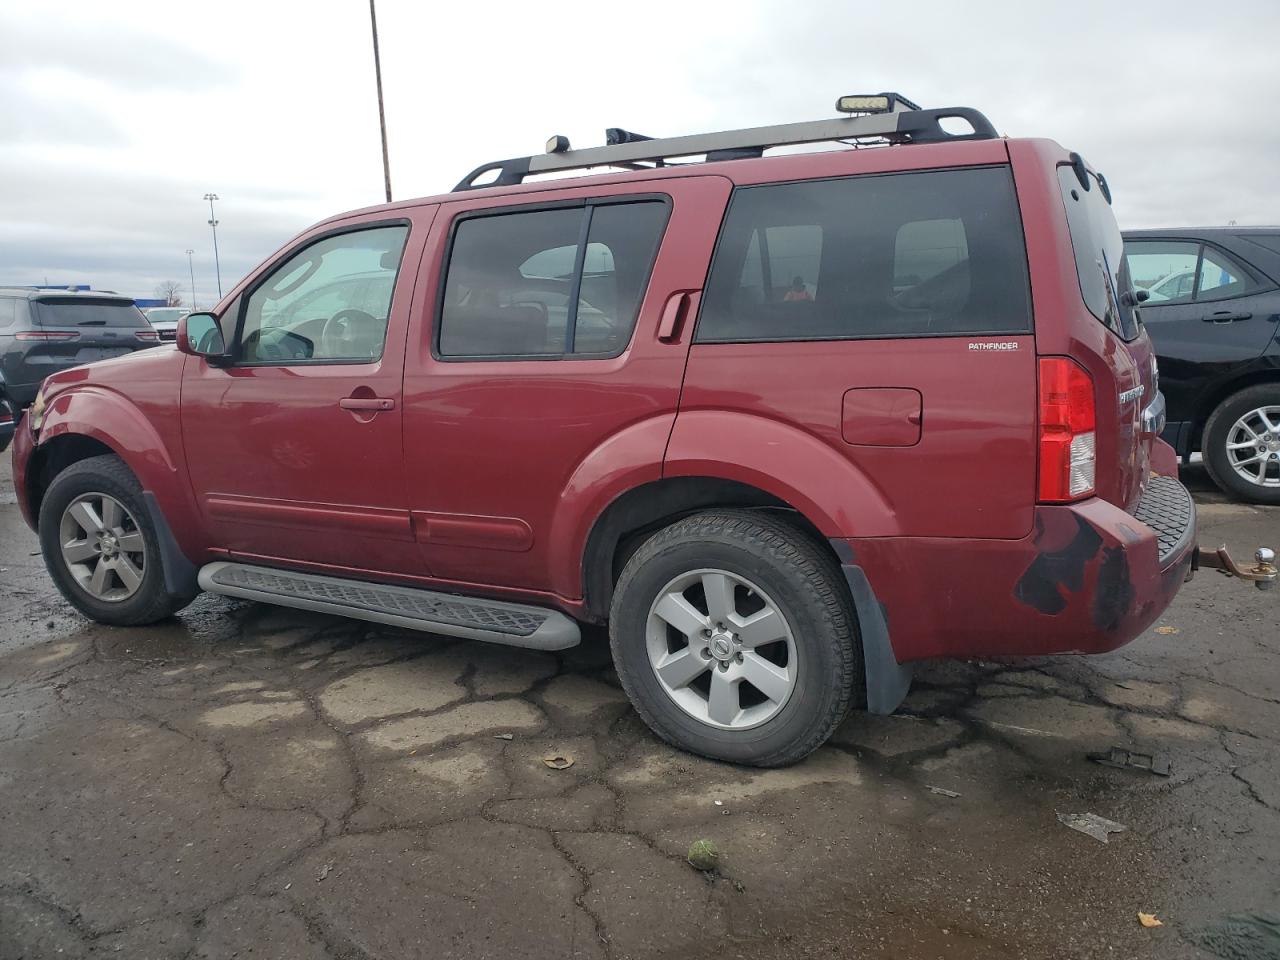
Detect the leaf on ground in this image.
<box><xmin>1138</xmin><ymin>912</ymin><xmax>1164</xmax><ymax>928</ymax></box>
<box><xmin>542</xmin><ymin>755</ymin><xmax>574</xmax><ymax>770</ymax></box>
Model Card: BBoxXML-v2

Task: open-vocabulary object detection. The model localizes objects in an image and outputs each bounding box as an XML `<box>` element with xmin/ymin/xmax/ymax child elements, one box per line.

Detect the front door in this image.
<box><xmin>401</xmin><ymin>177</ymin><xmax>732</xmax><ymax>598</ymax></box>
<box><xmin>181</xmin><ymin>213</ymin><xmax>431</xmax><ymax>575</ymax></box>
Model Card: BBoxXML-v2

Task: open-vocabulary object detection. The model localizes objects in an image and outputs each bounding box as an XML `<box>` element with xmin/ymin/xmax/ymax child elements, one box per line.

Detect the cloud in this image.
<box><xmin>2</xmin><ymin>0</ymin><xmax>1278</xmax><ymax>303</ymax></box>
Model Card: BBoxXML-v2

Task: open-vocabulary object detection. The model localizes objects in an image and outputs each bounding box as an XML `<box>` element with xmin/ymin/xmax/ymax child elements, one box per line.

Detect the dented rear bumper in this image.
<box><xmin>844</xmin><ymin>474</ymin><xmax>1197</xmax><ymax>663</ymax></box>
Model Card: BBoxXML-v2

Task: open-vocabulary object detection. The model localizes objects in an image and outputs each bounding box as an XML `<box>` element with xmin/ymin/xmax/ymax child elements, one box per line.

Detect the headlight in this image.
<box><xmin>29</xmin><ymin>387</ymin><xmax>47</xmax><ymax>432</ymax></box>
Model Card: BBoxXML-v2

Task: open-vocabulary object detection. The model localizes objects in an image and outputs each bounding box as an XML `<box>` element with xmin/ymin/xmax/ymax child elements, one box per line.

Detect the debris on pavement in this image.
<box><xmin>493</xmin><ymin>733</ymin><xmax>514</xmax><ymax>740</ymax></box>
<box><xmin>687</xmin><ymin>839</ymin><xmax>720</xmax><ymax>872</ymax></box>
<box><xmin>1057</xmin><ymin>812</ymin><xmax>1127</xmax><ymax>843</ymax></box>
<box><xmin>1089</xmin><ymin>746</ymin><xmax>1172</xmax><ymax>777</ymax></box>
<box><xmin>317</xmin><ymin>863</ymin><xmax>333</xmax><ymax>882</ymax></box>
<box><xmin>1138</xmin><ymin>912</ymin><xmax>1164</xmax><ymax>928</ymax></box>
<box><xmin>542</xmin><ymin>755</ymin><xmax>574</xmax><ymax>770</ymax></box>
<box><xmin>926</xmin><ymin>785</ymin><xmax>962</xmax><ymax>798</ymax></box>
<box><xmin>1155</xmin><ymin>625</ymin><xmax>1180</xmax><ymax>635</ymax></box>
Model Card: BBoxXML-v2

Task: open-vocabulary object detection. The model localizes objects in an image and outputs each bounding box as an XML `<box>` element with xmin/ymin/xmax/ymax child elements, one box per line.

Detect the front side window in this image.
<box><xmin>697</xmin><ymin>167</ymin><xmax>1031</xmax><ymax>343</ymax></box>
<box><xmin>239</xmin><ymin>224</ymin><xmax>407</xmax><ymax>364</ymax></box>
<box><xmin>438</xmin><ymin>199</ymin><xmax>669</xmax><ymax>359</ymax></box>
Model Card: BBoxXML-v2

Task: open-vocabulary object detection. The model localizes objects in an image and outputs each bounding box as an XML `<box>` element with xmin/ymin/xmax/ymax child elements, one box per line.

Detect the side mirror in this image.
<box><xmin>176</xmin><ymin>312</ymin><xmax>228</xmax><ymax>361</ymax></box>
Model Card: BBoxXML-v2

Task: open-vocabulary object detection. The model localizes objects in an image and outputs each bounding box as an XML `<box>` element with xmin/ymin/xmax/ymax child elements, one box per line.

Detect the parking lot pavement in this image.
<box><xmin>1</xmin><ymin>458</ymin><xmax>1277</xmax><ymax>960</ymax></box>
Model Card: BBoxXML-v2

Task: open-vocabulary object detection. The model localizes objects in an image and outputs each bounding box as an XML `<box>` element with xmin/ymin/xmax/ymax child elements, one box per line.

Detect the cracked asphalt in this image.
<box><xmin>1</xmin><ymin>457</ymin><xmax>1278</xmax><ymax>960</ymax></box>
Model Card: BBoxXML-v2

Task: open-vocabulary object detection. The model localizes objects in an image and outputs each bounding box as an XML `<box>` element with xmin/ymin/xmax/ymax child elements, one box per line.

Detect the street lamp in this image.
<box><xmin>203</xmin><ymin>192</ymin><xmax>223</xmax><ymax>299</ymax></box>
<box><xmin>369</xmin><ymin>0</ymin><xmax>392</xmax><ymax>203</ymax></box>
<box><xmin>185</xmin><ymin>249</ymin><xmax>197</xmax><ymax>311</ymax></box>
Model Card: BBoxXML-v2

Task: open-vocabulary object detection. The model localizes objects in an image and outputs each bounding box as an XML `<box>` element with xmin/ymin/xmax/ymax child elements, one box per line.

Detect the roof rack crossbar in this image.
<box><xmin>453</xmin><ymin>106</ymin><xmax>996</xmax><ymax>192</ymax></box>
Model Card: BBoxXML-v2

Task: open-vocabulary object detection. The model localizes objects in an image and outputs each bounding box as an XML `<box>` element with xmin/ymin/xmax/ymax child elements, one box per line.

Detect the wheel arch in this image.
<box><xmin>1192</xmin><ymin>368</ymin><xmax>1280</xmax><ymax>450</ymax></box>
<box><xmin>580</xmin><ymin>476</ymin><xmax>839</xmax><ymax>621</ymax></box>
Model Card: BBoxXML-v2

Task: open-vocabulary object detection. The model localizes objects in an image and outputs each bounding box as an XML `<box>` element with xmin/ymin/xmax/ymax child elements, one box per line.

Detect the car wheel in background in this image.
<box><xmin>1202</xmin><ymin>384</ymin><xmax>1280</xmax><ymax>505</ymax></box>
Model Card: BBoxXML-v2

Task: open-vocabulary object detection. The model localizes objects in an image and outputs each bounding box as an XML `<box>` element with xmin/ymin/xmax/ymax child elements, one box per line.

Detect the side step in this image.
<box><xmin>198</xmin><ymin>562</ymin><xmax>580</xmax><ymax>650</ymax></box>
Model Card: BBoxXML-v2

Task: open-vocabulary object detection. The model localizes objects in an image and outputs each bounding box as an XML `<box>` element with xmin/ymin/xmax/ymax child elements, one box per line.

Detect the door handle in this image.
<box><xmin>1203</xmin><ymin>311</ymin><xmax>1252</xmax><ymax>323</ymax></box>
<box><xmin>339</xmin><ymin>396</ymin><xmax>395</xmax><ymax>411</ymax></box>
<box><xmin>657</xmin><ymin>290</ymin><xmax>700</xmax><ymax>342</ymax></box>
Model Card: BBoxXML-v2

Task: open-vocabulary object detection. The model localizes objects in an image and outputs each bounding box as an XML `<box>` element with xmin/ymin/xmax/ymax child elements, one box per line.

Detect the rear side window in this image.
<box><xmin>1056</xmin><ymin>167</ymin><xmax>1140</xmax><ymax>341</ymax></box>
<box><xmin>1125</xmin><ymin>240</ymin><xmax>1260</xmax><ymax>305</ymax></box>
<box><xmin>438</xmin><ymin>199</ymin><xmax>669</xmax><ymax>359</ymax></box>
<box><xmin>697</xmin><ymin>167</ymin><xmax>1032</xmax><ymax>343</ymax></box>
<box><xmin>33</xmin><ymin>298</ymin><xmax>147</xmax><ymax>328</ymax></box>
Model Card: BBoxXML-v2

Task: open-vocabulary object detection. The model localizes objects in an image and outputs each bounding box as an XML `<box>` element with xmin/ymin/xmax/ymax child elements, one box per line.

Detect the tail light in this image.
<box><xmin>136</xmin><ymin>329</ymin><xmax>160</xmax><ymax>342</ymax></box>
<box><xmin>15</xmin><ymin>331</ymin><xmax>80</xmax><ymax>341</ymax></box>
<box><xmin>1038</xmin><ymin>357</ymin><xmax>1096</xmax><ymax>503</ymax></box>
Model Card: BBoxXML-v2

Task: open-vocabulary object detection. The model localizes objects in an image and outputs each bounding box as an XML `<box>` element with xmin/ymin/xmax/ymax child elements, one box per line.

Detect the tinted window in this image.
<box><xmin>1057</xmin><ymin>167</ymin><xmax>1140</xmax><ymax>341</ymax></box>
<box><xmin>439</xmin><ymin>199</ymin><xmax>668</xmax><ymax>359</ymax></box>
<box><xmin>0</xmin><ymin>298</ymin><xmax>15</xmax><ymax>329</ymax></box>
<box><xmin>240</xmin><ymin>225</ymin><xmax>407</xmax><ymax>364</ymax></box>
<box><xmin>1125</xmin><ymin>241</ymin><xmax>1199</xmax><ymax>304</ymax></box>
<box><xmin>697</xmin><ymin>167</ymin><xmax>1031</xmax><ymax>343</ymax></box>
<box><xmin>1198</xmin><ymin>247</ymin><xmax>1251</xmax><ymax>299</ymax></box>
<box><xmin>33</xmin><ymin>298</ymin><xmax>147</xmax><ymax>328</ymax></box>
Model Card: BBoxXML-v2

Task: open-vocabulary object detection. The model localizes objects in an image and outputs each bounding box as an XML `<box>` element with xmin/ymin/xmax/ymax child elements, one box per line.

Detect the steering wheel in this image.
<box><xmin>321</xmin><ymin>309</ymin><xmax>378</xmax><ymax>358</ymax></box>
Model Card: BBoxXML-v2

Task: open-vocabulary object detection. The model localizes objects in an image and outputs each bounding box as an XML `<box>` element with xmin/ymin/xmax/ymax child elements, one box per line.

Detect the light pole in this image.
<box><xmin>203</xmin><ymin>193</ymin><xmax>223</xmax><ymax>299</ymax></box>
<box><xmin>185</xmin><ymin>249</ymin><xmax>197</xmax><ymax>310</ymax></box>
<box><xmin>368</xmin><ymin>0</ymin><xmax>392</xmax><ymax>203</ymax></box>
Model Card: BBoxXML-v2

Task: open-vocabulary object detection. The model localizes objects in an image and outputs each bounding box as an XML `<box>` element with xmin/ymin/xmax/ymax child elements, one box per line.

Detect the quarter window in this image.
<box><xmin>438</xmin><ymin>199</ymin><xmax>669</xmax><ymax>359</ymax></box>
<box><xmin>0</xmin><ymin>298</ymin><xmax>15</xmax><ymax>328</ymax></box>
<box><xmin>1198</xmin><ymin>247</ymin><xmax>1249</xmax><ymax>299</ymax></box>
<box><xmin>697</xmin><ymin>167</ymin><xmax>1032</xmax><ymax>343</ymax></box>
<box><xmin>239</xmin><ymin>224</ymin><xmax>407</xmax><ymax>364</ymax></box>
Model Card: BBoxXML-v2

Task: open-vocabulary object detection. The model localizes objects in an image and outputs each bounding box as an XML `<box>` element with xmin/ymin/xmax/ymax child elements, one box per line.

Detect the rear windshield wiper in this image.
<box><xmin>76</xmin><ymin>320</ymin><xmax>107</xmax><ymax>326</ymax></box>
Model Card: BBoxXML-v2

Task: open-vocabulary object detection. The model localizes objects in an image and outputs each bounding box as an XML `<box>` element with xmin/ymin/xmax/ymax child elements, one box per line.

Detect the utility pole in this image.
<box><xmin>369</xmin><ymin>0</ymin><xmax>392</xmax><ymax>203</ymax></box>
<box><xmin>203</xmin><ymin>193</ymin><xmax>223</xmax><ymax>299</ymax></box>
<box><xmin>185</xmin><ymin>249</ymin><xmax>197</xmax><ymax>310</ymax></box>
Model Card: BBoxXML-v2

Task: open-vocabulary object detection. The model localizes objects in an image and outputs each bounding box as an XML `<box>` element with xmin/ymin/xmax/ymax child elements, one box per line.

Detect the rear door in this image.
<box><xmin>1125</xmin><ymin>238</ymin><xmax>1279</xmax><ymax>434</ymax></box>
<box><xmin>401</xmin><ymin>176</ymin><xmax>731</xmax><ymax>593</ymax></box>
<box><xmin>15</xmin><ymin>297</ymin><xmax>154</xmax><ymax>393</ymax></box>
<box><xmin>675</xmin><ymin>163</ymin><xmax>1038</xmax><ymax>539</ymax></box>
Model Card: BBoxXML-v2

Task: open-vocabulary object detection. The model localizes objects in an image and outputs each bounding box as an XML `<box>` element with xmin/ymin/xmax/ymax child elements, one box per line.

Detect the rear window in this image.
<box><xmin>34</xmin><ymin>298</ymin><xmax>147</xmax><ymax>328</ymax></box>
<box><xmin>1056</xmin><ymin>166</ymin><xmax>1140</xmax><ymax>341</ymax></box>
<box><xmin>696</xmin><ymin>166</ymin><xmax>1032</xmax><ymax>343</ymax></box>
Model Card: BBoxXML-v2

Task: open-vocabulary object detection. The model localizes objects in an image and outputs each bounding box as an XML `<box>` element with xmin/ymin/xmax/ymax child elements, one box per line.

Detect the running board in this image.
<box><xmin>198</xmin><ymin>562</ymin><xmax>580</xmax><ymax>650</ymax></box>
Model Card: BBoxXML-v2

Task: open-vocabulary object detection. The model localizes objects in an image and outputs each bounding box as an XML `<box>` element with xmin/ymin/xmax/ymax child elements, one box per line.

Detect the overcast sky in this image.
<box><xmin>2</xmin><ymin>0</ymin><xmax>1278</xmax><ymax>304</ymax></box>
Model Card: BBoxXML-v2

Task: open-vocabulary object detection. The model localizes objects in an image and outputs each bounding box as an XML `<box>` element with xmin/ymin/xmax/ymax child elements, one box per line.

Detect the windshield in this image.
<box><xmin>146</xmin><ymin>308</ymin><xmax>186</xmax><ymax>323</ymax></box>
<box><xmin>1056</xmin><ymin>165</ymin><xmax>1140</xmax><ymax>341</ymax></box>
<box><xmin>34</xmin><ymin>298</ymin><xmax>147</xmax><ymax>328</ymax></box>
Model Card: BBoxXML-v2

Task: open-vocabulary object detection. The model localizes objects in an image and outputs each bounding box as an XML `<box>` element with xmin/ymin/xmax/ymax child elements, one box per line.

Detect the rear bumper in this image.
<box><xmin>845</xmin><ymin>473</ymin><xmax>1196</xmax><ymax>662</ymax></box>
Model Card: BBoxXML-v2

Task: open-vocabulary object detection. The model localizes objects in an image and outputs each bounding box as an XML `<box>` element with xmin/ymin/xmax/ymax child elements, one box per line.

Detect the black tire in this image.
<box><xmin>0</xmin><ymin>393</ymin><xmax>15</xmax><ymax>454</ymax></box>
<box><xmin>609</xmin><ymin>509</ymin><xmax>862</xmax><ymax>767</ymax></box>
<box><xmin>38</xmin><ymin>454</ymin><xmax>195</xmax><ymax>625</ymax></box>
<box><xmin>1202</xmin><ymin>384</ymin><xmax>1280</xmax><ymax>505</ymax></box>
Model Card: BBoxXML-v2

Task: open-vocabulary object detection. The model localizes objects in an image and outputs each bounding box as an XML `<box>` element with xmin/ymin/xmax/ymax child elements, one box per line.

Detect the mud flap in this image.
<box><xmin>830</xmin><ymin>540</ymin><xmax>912</xmax><ymax>715</ymax></box>
<box><xmin>143</xmin><ymin>491</ymin><xmax>199</xmax><ymax>598</ymax></box>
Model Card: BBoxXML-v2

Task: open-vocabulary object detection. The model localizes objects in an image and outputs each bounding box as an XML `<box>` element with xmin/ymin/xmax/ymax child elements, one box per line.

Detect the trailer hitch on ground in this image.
<box><xmin>1193</xmin><ymin>545</ymin><xmax>1277</xmax><ymax>591</ymax></box>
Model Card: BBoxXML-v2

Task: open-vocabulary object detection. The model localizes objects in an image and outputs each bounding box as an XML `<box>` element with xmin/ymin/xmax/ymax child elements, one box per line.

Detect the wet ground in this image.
<box><xmin>1</xmin><ymin>456</ymin><xmax>1278</xmax><ymax>960</ymax></box>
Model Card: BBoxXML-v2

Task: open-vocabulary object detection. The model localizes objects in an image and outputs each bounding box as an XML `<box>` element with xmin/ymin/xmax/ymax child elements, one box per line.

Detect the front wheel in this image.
<box><xmin>609</xmin><ymin>510</ymin><xmax>862</xmax><ymax>767</ymax></box>
<box><xmin>39</xmin><ymin>455</ymin><xmax>195</xmax><ymax>625</ymax></box>
<box><xmin>1202</xmin><ymin>384</ymin><xmax>1280</xmax><ymax>505</ymax></box>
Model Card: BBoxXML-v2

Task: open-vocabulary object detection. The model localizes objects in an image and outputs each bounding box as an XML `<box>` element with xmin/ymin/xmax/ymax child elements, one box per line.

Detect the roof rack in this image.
<box><xmin>453</xmin><ymin>104</ymin><xmax>998</xmax><ymax>192</ymax></box>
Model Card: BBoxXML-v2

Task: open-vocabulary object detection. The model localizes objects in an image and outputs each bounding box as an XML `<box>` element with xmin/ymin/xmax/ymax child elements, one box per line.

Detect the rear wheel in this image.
<box><xmin>1202</xmin><ymin>384</ymin><xmax>1280</xmax><ymax>505</ymax></box>
<box><xmin>609</xmin><ymin>510</ymin><xmax>861</xmax><ymax>767</ymax></box>
<box><xmin>39</xmin><ymin>455</ymin><xmax>195</xmax><ymax>625</ymax></box>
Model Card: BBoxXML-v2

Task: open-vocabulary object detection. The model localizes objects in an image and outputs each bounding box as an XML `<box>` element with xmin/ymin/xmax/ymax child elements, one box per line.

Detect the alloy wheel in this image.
<box><xmin>645</xmin><ymin>568</ymin><xmax>797</xmax><ymax>730</ymax></box>
<box><xmin>58</xmin><ymin>492</ymin><xmax>147</xmax><ymax>602</ymax></box>
<box><xmin>1226</xmin><ymin>405</ymin><xmax>1280</xmax><ymax>488</ymax></box>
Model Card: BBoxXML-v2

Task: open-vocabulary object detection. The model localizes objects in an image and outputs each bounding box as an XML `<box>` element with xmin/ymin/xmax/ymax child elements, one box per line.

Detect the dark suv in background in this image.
<box><xmin>0</xmin><ymin>288</ymin><xmax>158</xmax><ymax>452</ymax></box>
<box><xmin>1124</xmin><ymin>228</ymin><xmax>1280</xmax><ymax>503</ymax></box>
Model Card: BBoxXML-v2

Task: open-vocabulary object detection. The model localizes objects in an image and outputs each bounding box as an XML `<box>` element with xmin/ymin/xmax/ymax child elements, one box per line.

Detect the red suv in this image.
<box><xmin>13</xmin><ymin>97</ymin><xmax>1264</xmax><ymax>766</ymax></box>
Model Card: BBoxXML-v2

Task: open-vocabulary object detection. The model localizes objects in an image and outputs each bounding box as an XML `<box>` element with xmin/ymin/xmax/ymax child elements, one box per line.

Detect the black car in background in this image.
<box><xmin>0</xmin><ymin>288</ymin><xmax>159</xmax><ymax>452</ymax></box>
<box><xmin>1124</xmin><ymin>228</ymin><xmax>1280</xmax><ymax>503</ymax></box>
